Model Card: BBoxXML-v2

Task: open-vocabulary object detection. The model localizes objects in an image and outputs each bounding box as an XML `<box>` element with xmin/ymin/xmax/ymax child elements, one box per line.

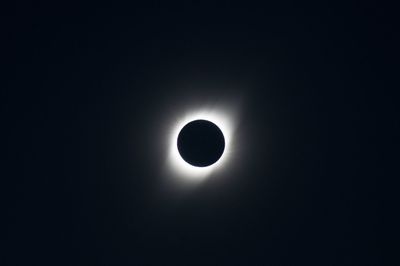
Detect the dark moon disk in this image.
<box><xmin>177</xmin><ymin>120</ymin><xmax>225</xmax><ymax>167</ymax></box>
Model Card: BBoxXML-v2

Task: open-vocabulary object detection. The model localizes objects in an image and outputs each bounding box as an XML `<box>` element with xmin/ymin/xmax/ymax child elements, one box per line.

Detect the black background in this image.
<box><xmin>3</xmin><ymin>1</ymin><xmax>397</xmax><ymax>265</ymax></box>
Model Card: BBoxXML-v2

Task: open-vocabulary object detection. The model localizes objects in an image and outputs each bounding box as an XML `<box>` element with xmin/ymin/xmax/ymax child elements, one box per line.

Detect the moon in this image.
<box><xmin>177</xmin><ymin>120</ymin><xmax>225</xmax><ymax>167</ymax></box>
<box><xmin>165</xmin><ymin>107</ymin><xmax>236</xmax><ymax>182</ymax></box>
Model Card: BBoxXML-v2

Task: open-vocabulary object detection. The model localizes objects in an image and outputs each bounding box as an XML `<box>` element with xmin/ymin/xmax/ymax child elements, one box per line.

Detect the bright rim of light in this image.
<box><xmin>167</xmin><ymin>108</ymin><xmax>234</xmax><ymax>182</ymax></box>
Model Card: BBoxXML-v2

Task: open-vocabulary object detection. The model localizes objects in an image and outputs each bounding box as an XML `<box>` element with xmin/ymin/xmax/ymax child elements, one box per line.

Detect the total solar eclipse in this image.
<box><xmin>177</xmin><ymin>120</ymin><xmax>225</xmax><ymax>167</ymax></box>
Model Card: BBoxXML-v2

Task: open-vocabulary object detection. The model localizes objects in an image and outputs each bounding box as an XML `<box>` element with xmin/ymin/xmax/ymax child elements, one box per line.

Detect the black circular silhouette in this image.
<box><xmin>177</xmin><ymin>120</ymin><xmax>225</xmax><ymax>167</ymax></box>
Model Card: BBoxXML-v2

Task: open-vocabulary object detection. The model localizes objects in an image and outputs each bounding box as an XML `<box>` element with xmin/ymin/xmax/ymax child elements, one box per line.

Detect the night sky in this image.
<box><xmin>3</xmin><ymin>2</ymin><xmax>396</xmax><ymax>265</ymax></box>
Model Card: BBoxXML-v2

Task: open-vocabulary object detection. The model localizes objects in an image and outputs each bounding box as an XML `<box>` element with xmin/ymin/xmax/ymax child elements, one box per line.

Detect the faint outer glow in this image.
<box><xmin>167</xmin><ymin>107</ymin><xmax>235</xmax><ymax>182</ymax></box>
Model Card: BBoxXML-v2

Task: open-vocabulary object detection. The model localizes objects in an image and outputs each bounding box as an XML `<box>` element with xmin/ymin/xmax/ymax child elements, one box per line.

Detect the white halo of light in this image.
<box><xmin>167</xmin><ymin>107</ymin><xmax>235</xmax><ymax>183</ymax></box>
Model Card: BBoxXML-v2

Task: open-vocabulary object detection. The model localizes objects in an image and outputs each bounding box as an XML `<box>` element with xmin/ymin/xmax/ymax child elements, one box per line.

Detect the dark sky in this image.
<box><xmin>3</xmin><ymin>2</ymin><xmax>396</xmax><ymax>265</ymax></box>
